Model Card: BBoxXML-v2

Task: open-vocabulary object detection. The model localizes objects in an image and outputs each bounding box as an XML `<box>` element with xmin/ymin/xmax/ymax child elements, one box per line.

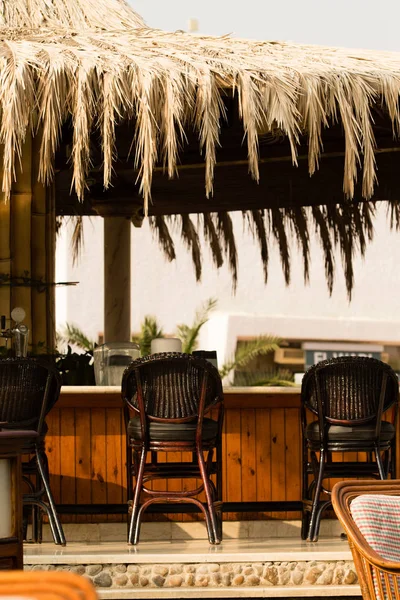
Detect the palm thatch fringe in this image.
<box><xmin>217</xmin><ymin>212</ymin><xmax>238</xmax><ymax>290</ymax></box>
<box><xmin>1</xmin><ymin>20</ymin><xmax>400</xmax><ymax>212</ymax></box>
<box><xmin>143</xmin><ymin>202</ymin><xmax>382</xmax><ymax>298</ymax></box>
<box><xmin>0</xmin><ymin>0</ymin><xmax>144</xmax><ymax>30</ymax></box>
<box><xmin>180</xmin><ymin>214</ymin><xmax>202</xmax><ymax>281</ymax></box>
<box><xmin>69</xmin><ymin>215</ymin><xmax>84</xmax><ymax>266</ymax></box>
<box><xmin>149</xmin><ymin>215</ymin><xmax>176</xmax><ymax>262</ymax></box>
<box><xmin>202</xmin><ymin>213</ymin><xmax>224</xmax><ymax>269</ymax></box>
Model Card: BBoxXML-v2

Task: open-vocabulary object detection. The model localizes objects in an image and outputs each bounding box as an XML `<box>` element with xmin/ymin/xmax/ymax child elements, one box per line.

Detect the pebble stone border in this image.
<box><xmin>25</xmin><ymin>561</ymin><xmax>358</xmax><ymax>590</ymax></box>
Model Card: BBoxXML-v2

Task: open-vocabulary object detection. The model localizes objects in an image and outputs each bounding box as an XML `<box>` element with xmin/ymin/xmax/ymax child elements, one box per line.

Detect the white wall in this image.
<box><xmin>56</xmin><ymin>205</ymin><xmax>400</xmax><ymax>364</ymax></box>
<box><xmin>131</xmin><ymin>0</ymin><xmax>400</xmax><ymax>52</ymax></box>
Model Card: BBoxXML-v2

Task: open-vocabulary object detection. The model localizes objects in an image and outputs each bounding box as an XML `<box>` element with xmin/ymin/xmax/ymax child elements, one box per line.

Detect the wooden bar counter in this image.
<box><xmin>46</xmin><ymin>386</ymin><xmax>302</xmax><ymax>523</ymax></box>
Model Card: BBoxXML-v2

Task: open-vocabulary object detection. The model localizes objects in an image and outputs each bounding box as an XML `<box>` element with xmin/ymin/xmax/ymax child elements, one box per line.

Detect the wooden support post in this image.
<box><xmin>103</xmin><ymin>216</ymin><xmax>131</xmax><ymax>343</ymax></box>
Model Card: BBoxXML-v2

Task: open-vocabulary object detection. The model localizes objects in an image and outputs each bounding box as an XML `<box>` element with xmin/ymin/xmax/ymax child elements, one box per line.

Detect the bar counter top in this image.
<box><xmin>57</xmin><ymin>385</ymin><xmax>301</xmax><ymax>409</ymax></box>
<box><xmin>60</xmin><ymin>385</ymin><xmax>301</xmax><ymax>395</ymax></box>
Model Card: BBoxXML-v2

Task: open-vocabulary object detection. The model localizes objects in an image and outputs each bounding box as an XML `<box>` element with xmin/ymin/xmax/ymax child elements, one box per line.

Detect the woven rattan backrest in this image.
<box><xmin>332</xmin><ymin>480</ymin><xmax>400</xmax><ymax>600</ymax></box>
<box><xmin>302</xmin><ymin>356</ymin><xmax>398</xmax><ymax>423</ymax></box>
<box><xmin>122</xmin><ymin>352</ymin><xmax>223</xmax><ymax>419</ymax></box>
<box><xmin>0</xmin><ymin>358</ymin><xmax>61</xmax><ymax>431</ymax></box>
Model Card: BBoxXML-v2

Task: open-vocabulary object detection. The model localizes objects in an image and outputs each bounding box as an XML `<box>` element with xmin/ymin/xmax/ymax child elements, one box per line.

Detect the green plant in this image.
<box><xmin>234</xmin><ymin>368</ymin><xmax>297</xmax><ymax>387</ymax></box>
<box><xmin>57</xmin><ymin>312</ymin><xmax>286</xmax><ymax>388</ymax></box>
<box><xmin>58</xmin><ymin>323</ymin><xmax>96</xmax><ymax>352</ymax></box>
<box><xmin>133</xmin><ymin>316</ymin><xmax>164</xmax><ymax>357</ymax></box>
<box><xmin>176</xmin><ymin>298</ymin><xmax>217</xmax><ymax>354</ymax></box>
<box><xmin>56</xmin><ymin>345</ymin><xmax>95</xmax><ymax>385</ymax></box>
<box><xmin>219</xmin><ymin>335</ymin><xmax>281</xmax><ymax>382</ymax></box>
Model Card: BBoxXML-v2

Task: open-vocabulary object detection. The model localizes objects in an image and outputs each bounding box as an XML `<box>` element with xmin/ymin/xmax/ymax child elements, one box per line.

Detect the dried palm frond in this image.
<box><xmin>0</xmin><ymin>18</ymin><xmax>400</xmax><ymax>215</ymax></box>
<box><xmin>149</xmin><ymin>215</ymin><xmax>176</xmax><ymax>262</ymax></box>
<box><xmin>180</xmin><ymin>214</ymin><xmax>202</xmax><ymax>281</ymax></box>
<box><xmin>389</xmin><ymin>200</ymin><xmax>400</xmax><ymax>231</ymax></box>
<box><xmin>70</xmin><ymin>216</ymin><xmax>84</xmax><ymax>266</ymax></box>
<box><xmin>285</xmin><ymin>207</ymin><xmax>310</xmax><ymax>283</ymax></box>
<box><xmin>147</xmin><ymin>201</ymin><xmax>376</xmax><ymax>298</ymax></box>
<box><xmin>217</xmin><ymin>212</ymin><xmax>238</xmax><ymax>290</ymax></box>
<box><xmin>0</xmin><ymin>0</ymin><xmax>145</xmax><ymax>30</ymax></box>
<box><xmin>311</xmin><ymin>206</ymin><xmax>335</xmax><ymax>294</ymax></box>
<box><xmin>270</xmin><ymin>208</ymin><xmax>291</xmax><ymax>285</ymax></box>
<box><xmin>249</xmin><ymin>209</ymin><xmax>269</xmax><ymax>284</ymax></box>
<box><xmin>202</xmin><ymin>213</ymin><xmax>223</xmax><ymax>268</ymax></box>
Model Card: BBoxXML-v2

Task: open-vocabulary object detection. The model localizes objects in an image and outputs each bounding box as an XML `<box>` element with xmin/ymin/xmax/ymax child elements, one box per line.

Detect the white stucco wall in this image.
<box><xmin>56</xmin><ymin>205</ymin><xmax>400</xmax><ymax>366</ymax></box>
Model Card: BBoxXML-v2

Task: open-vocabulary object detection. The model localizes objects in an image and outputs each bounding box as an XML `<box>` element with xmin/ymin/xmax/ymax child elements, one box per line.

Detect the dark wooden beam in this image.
<box><xmin>56</xmin><ymin>147</ymin><xmax>400</xmax><ymax>217</ymax></box>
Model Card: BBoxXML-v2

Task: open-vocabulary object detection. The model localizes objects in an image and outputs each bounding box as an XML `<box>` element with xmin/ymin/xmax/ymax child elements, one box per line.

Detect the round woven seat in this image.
<box><xmin>128</xmin><ymin>416</ymin><xmax>218</xmax><ymax>442</ymax></box>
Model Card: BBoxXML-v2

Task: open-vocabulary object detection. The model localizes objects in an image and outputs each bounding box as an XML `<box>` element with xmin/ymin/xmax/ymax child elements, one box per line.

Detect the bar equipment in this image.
<box><xmin>0</xmin><ymin>308</ymin><xmax>29</xmax><ymax>357</ymax></box>
<box><xmin>150</xmin><ymin>338</ymin><xmax>182</xmax><ymax>354</ymax></box>
<box><xmin>93</xmin><ymin>342</ymin><xmax>140</xmax><ymax>386</ymax></box>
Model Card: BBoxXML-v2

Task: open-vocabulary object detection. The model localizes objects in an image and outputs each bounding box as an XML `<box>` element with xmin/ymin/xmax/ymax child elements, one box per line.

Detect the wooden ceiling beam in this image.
<box><xmin>55</xmin><ymin>147</ymin><xmax>400</xmax><ymax>217</ymax></box>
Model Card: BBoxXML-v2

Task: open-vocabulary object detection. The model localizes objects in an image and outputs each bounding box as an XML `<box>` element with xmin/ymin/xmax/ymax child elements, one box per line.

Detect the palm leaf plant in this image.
<box><xmin>176</xmin><ymin>297</ymin><xmax>217</xmax><ymax>354</ymax></box>
<box><xmin>219</xmin><ymin>335</ymin><xmax>282</xmax><ymax>382</ymax></box>
<box><xmin>133</xmin><ymin>316</ymin><xmax>164</xmax><ymax>356</ymax></box>
<box><xmin>58</xmin><ymin>323</ymin><xmax>96</xmax><ymax>352</ymax></box>
<box><xmin>234</xmin><ymin>368</ymin><xmax>297</xmax><ymax>387</ymax></box>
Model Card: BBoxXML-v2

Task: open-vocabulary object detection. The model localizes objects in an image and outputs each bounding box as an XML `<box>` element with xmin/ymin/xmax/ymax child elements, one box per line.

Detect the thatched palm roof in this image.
<box><xmin>2</xmin><ymin>24</ymin><xmax>400</xmax><ymax>207</ymax></box>
<box><xmin>1</xmin><ymin>0</ymin><xmax>144</xmax><ymax>29</ymax></box>
<box><xmin>2</xmin><ymin>0</ymin><xmax>400</xmax><ymax>294</ymax></box>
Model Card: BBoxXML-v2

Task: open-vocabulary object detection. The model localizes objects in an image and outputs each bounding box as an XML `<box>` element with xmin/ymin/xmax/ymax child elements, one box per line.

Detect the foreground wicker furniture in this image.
<box><xmin>0</xmin><ymin>429</ymin><xmax>37</xmax><ymax>569</ymax></box>
<box><xmin>301</xmin><ymin>356</ymin><xmax>398</xmax><ymax>542</ymax></box>
<box><xmin>0</xmin><ymin>571</ymin><xmax>97</xmax><ymax>599</ymax></box>
<box><xmin>122</xmin><ymin>352</ymin><xmax>224</xmax><ymax>545</ymax></box>
<box><xmin>0</xmin><ymin>358</ymin><xmax>65</xmax><ymax>545</ymax></box>
<box><xmin>332</xmin><ymin>479</ymin><xmax>400</xmax><ymax>600</ymax></box>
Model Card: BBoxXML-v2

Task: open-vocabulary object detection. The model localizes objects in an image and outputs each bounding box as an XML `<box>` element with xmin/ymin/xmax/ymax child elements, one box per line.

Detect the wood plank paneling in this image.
<box><xmin>225</xmin><ymin>409</ymin><xmax>242</xmax><ymax>521</ymax></box>
<box><xmin>241</xmin><ymin>410</ymin><xmax>257</xmax><ymax>520</ymax></box>
<box><xmin>45</xmin><ymin>408</ymin><xmax>61</xmax><ymax>505</ymax></box>
<box><xmin>59</xmin><ymin>408</ymin><xmax>76</xmax><ymax>523</ymax></box>
<box><xmin>255</xmin><ymin>408</ymin><xmax>271</xmax><ymax>519</ymax></box>
<box><xmin>284</xmin><ymin>408</ymin><xmax>301</xmax><ymax>519</ymax></box>
<box><xmin>49</xmin><ymin>389</ymin><xmax>397</xmax><ymax>524</ymax></box>
<box><xmin>105</xmin><ymin>408</ymin><xmax>124</xmax><ymax>522</ymax></box>
<box><xmin>91</xmin><ymin>409</ymin><xmax>107</xmax><ymax>522</ymax></box>
<box><xmin>270</xmin><ymin>408</ymin><xmax>286</xmax><ymax>520</ymax></box>
<box><xmin>75</xmin><ymin>409</ymin><xmax>91</xmax><ymax>523</ymax></box>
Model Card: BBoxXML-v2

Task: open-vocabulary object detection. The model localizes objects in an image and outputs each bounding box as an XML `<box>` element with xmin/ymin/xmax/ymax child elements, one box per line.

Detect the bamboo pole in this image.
<box><xmin>31</xmin><ymin>131</ymin><xmax>49</xmax><ymax>352</ymax></box>
<box><xmin>0</xmin><ymin>145</ymin><xmax>10</xmax><ymax>351</ymax></box>
<box><xmin>11</xmin><ymin>136</ymin><xmax>33</xmax><ymax>346</ymax></box>
<box><xmin>45</xmin><ymin>182</ymin><xmax>56</xmax><ymax>352</ymax></box>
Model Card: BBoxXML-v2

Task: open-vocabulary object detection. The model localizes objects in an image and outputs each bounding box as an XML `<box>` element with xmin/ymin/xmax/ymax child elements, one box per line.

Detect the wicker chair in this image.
<box><xmin>0</xmin><ymin>357</ymin><xmax>65</xmax><ymax>545</ymax></box>
<box><xmin>301</xmin><ymin>356</ymin><xmax>398</xmax><ymax>542</ymax></box>
<box><xmin>332</xmin><ymin>479</ymin><xmax>400</xmax><ymax>600</ymax></box>
<box><xmin>122</xmin><ymin>352</ymin><xmax>224</xmax><ymax>545</ymax></box>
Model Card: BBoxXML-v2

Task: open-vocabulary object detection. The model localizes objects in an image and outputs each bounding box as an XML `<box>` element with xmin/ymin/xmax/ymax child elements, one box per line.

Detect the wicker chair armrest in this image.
<box><xmin>332</xmin><ymin>480</ymin><xmax>400</xmax><ymax>572</ymax></box>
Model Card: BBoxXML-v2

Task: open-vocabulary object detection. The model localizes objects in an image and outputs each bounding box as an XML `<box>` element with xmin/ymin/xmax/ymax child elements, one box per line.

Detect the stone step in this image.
<box><xmin>24</xmin><ymin>522</ymin><xmax>361</xmax><ymax>599</ymax></box>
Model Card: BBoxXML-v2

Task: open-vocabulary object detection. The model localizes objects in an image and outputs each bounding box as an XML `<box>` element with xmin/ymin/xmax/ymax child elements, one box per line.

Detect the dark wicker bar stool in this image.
<box><xmin>301</xmin><ymin>356</ymin><xmax>398</xmax><ymax>542</ymax></box>
<box><xmin>0</xmin><ymin>358</ymin><xmax>65</xmax><ymax>546</ymax></box>
<box><xmin>122</xmin><ymin>352</ymin><xmax>224</xmax><ymax>545</ymax></box>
